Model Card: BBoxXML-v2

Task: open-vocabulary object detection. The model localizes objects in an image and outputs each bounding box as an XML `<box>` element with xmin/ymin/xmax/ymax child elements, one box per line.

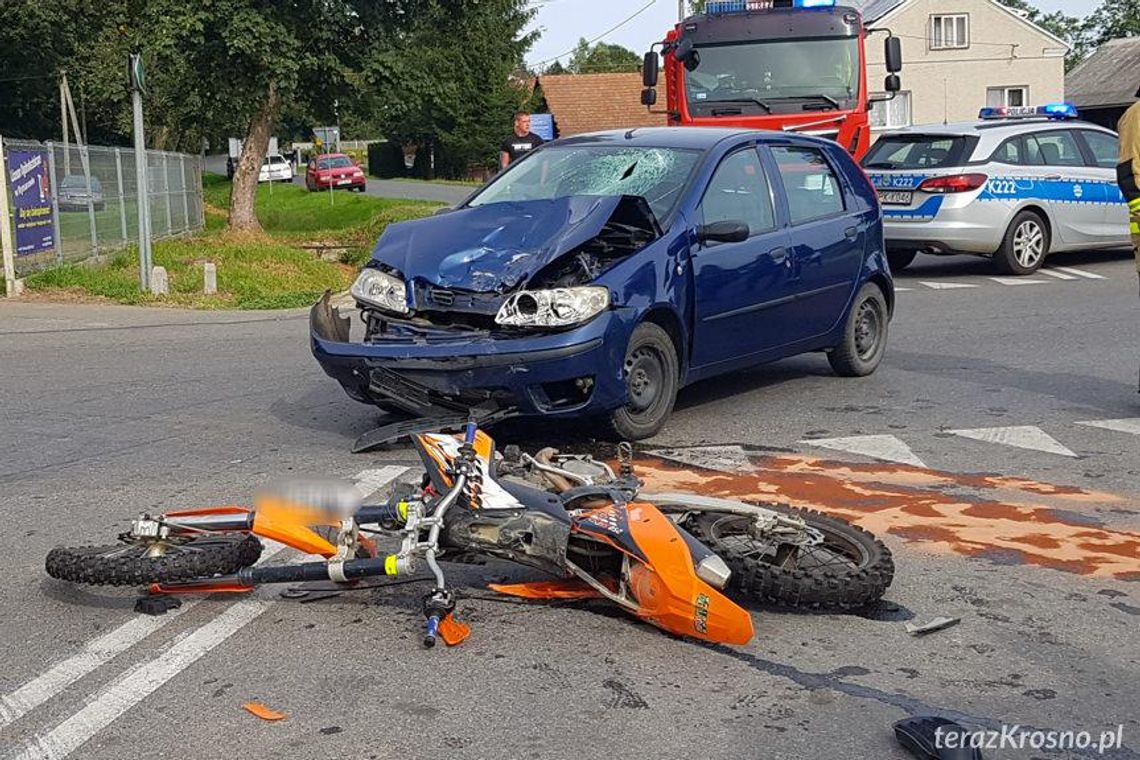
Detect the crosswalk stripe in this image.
<box><xmin>1039</xmin><ymin>269</ymin><xmax>1077</xmax><ymax>280</ymax></box>
<box><xmin>948</xmin><ymin>426</ymin><xmax>1077</xmax><ymax>457</ymax></box>
<box><xmin>801</xmin><ymin>434</ymin><xmax>927</xmax><ymax>468</ymax></box>
<box><xmin>989</xmin><ymin>277</ymin><xmax>1048</xmax><ymax>286</ymax></box>
<box><xmin>919</xmin><ymin>281</ymin><xmax>978</xmax><ymax>290</ymax></box>
<box><xmin>1075</xmin><ymin>418</ymin><xmax>1140</xmax><ymax>436</ymax></box>
<box><xmin>1052</xmin><ymin>266</ymin><xmax>1106</xmax><ymax>280</ymax></box>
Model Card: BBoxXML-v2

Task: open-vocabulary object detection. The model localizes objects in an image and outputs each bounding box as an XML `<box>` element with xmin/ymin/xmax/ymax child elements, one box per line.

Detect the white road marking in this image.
<box><xmin>800</xmin><ymin>434</ymin><xmax>927</xmax><ymax>468</ymax></box>
<box><xmin>894</xmin><ymin>286</ymin><xmax>914</xmax><ymax>292</ymax></box>
<box><xmin>1</xmin><ymin>467</ymin><xmax>405</xmax><ymax>754</ymax></box>
<box><xmin>948</xmin><ymin>426</ymin><xmax>1077</xmax><ymax>457</ymax></box>
<box><xmin>352</xmin><ymin>466</ymin><xmax>410</xmax><ymax>499</ymax></box>
<box><xmin>8</xmin><ymin>600</ymin><xmax>270</xmax><ymax>760</ymax></box>
<box><xmin>648</xmin><ymin>445</ymin><xmax>756</xmax><ymax>473</ymax></box>
<box><xmin>1075</xmin><ymin>418</ymin><xmax>1140</xmax><ymax>436</ymax></box>
<box><xmin>0</xmin><ymin>603</ymin><xmax>199</xmax><ymax>728</ymax></box>
<box><xmin>1039</xmin><ymin>268</ymin><xmax>1077</xmax><ymax>280</ymax></box>
<box><xmin>919</xmin><ymin>281</ymin><xmax>978</xmax><ymax>290</ymax></box>
<box><xmin>988</xmin><ymin>277</ymin><xmax>1048</xmax><ymax>286</ymax></box>
<box><xmin>1052</xmin><ymin>266</ymin><xmax>1106</xmax><ymax>280</ymax></box>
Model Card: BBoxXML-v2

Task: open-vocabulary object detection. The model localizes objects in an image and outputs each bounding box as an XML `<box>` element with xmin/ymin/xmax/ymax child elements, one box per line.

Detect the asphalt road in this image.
<box><xmin>1</xmin><ymin>249</ymin><xmax>1137</xmax><ymax>760</ymax></box>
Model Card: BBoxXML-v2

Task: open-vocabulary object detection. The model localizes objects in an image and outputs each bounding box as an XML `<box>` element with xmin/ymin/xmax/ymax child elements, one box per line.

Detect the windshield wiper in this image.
<box><xmin>702</xmin><ymin>97</ymin><xmax>771</xmax><ymax>113</ymax></box>
<box><xmin>767</xmin><ymin>94</ymin><xmax>842</xmax><ymax>110</ymax></box>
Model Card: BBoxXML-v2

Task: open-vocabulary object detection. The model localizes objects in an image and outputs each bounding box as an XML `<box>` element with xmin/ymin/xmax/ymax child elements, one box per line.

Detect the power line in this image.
<box><xmin>0</xmin><ymin>72</ymin><xmax>57</xmax><ymax>84</ymax></box>
<box><xmin>528</xmin><ymin>0</ymin><xmax>660</xmax><ymax>68</ymax></box>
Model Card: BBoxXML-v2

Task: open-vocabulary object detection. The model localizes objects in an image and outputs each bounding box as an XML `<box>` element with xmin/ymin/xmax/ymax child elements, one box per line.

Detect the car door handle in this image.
<box><xmin>769</xmin><ymin>247</ymin><xmax>789</xmax><ymax>264</ymax></box>
<box><xmin>1044</xmin><ymin>174</ymin><xmax>1063</xmax><ymax>181</ymax></box>
<box><xmin>844</xmin><ymin>226</ymin><xmax>859</xmax><ymax>240</ymax></box>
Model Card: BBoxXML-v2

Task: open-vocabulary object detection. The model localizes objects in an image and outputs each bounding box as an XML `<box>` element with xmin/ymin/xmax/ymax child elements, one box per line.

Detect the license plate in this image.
<box><xmin>337</xmin><ymin>179</ymin><xmax>352</xmax><ymax>186</ymax></box>
<box><xmin>878</xmin><ymin>190</ymin><xmax>913</xmax><ymax>205</ymax></box>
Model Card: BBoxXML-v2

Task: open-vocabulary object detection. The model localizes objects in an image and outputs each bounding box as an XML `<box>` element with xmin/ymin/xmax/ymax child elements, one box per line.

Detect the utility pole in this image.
<box><xmin>679</xmin><ymin>0</ymin><xmax>685</xmax><ymax>21</ymax></box>
<box><xmin>129</xmin><ymin>53</ymin><xmax>153</xmax><ymax>291</ymax></box>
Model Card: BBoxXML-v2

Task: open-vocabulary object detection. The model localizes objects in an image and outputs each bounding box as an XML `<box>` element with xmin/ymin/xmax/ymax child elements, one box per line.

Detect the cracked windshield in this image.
<box><xmin>685</xmin><ymin>37</ymin><xmax>860</xmax><ymax>112</ymax></box>
<box><xmin>469</xmin><ymin>146</ymin><xmax>700</xmax><ymax>220</ymax></box>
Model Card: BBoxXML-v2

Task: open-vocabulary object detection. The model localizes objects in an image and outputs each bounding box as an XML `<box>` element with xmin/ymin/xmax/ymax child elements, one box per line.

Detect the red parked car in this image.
<box><xmin>305</xmin><ymin>153</ymin><xmax>367</xmax><ymax>192</ymax></box>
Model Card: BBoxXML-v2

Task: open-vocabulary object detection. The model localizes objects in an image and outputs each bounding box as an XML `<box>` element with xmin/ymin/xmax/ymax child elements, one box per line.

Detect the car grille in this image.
<box><xmin>428</xmin><ymin>287</ymin><xmax>455</xmax><ymax>307</ymax></box>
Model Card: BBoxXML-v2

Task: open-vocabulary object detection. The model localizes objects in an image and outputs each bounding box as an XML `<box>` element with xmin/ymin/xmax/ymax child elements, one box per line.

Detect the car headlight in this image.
<box><xmin>495</xmin><ymin>286</ymin><xmax>610</xmax><ymax>328</ymax></box>
<box><xmin>351</xmin><ymin>269</ymin><xmax>409</xmax><ymax>315</ymax></box>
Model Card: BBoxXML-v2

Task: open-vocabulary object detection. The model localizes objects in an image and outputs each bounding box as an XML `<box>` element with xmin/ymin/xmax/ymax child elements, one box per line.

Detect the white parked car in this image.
<box><xmin>258</xmin><ymin>154</ymin><xmax>294</xmax><ymax>183</ymax></box>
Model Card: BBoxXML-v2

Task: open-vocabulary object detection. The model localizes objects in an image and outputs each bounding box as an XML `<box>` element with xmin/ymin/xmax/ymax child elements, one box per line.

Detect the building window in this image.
<box><xmin>870</xmin><ymin>92</ymin><xmax>912</xmax><ymax>129</ymax></box>
<box><xmin>986</xmin><ymin>86</ymin><xmax>1028</xmax><ymax>108</ymax></box>
<box><xmin>930</xmin><ymin>14</ymin><xmax>969</xmax><ymax>49</ymax></box>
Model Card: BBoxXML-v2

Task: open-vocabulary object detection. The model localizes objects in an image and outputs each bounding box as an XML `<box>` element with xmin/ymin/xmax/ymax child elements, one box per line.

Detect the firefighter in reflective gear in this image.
<box><xmin>1119</xmin><ymin>86</ymin><xmax>1140</xmax><ymax>272</ymax></box>
<box><xmin>1118</xmin><ymin>87</ymin><xmax>1140</xmax><ymax>391</ymax></box>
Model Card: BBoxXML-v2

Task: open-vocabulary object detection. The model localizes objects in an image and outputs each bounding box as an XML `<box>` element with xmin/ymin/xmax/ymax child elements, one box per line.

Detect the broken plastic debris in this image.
<box><xmin>905</xmin><ymin>616</ymin><xmax>961</xmax><ymax>636</ymax></box>
<box><xmin>243</xmin><ymin>702</ymin><xmax>287</xmax><ymax>721</ymax></box>
<box><xmin>439</xmin><ymin>613</ymin><xmax>471</xmax><ymax>646</ymax></box>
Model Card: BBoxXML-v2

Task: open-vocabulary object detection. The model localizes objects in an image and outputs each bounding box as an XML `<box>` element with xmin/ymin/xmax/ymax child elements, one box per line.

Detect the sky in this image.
<box><xmin>524</xmin><ymin>0</ymin><xmax>1100</xmax><ymax>70</ymax></box>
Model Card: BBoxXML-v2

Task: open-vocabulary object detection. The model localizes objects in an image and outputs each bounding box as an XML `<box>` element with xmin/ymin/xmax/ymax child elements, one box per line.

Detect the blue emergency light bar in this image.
<box><xmin>978</xmin><ymin>102</ymin><xmax>1079</xmax><ymax>120</ymax></box>
<box><xmin>705</xmin><ymin>0</ymin><xmax>835</xmax><ymax>13</ymax></box>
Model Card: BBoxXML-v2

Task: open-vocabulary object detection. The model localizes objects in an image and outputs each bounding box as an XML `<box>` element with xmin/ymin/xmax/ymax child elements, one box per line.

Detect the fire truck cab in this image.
<box><xmin>642</xmin><ymin>0</ymin><xmax>903</xmax><ymax>160</ymax></box>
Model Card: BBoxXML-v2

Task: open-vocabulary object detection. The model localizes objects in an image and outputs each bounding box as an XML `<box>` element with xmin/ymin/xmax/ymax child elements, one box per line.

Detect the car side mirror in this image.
<box><xmin>884</xmin><ymin>74</ymin><xmax>901</xmax><ymax>93</ymax></box>
<box><xmin>642</xmin><ymin>51</ymin><xmax>659</xmax><ymax>87</ymax></box>
<box><xmin>884</xmin><ymin>36</ymin><xmax>902</xmax><ymax>73</ymax></box>
<box><xmin>696</xmin><ymin>220</ymin><xmax>749</xmax><ymax>244</ymax></box>
<box><xmin>641</xmin><ymin>88</ymin><xmax>657</xmax><ymax>106</ymax></box>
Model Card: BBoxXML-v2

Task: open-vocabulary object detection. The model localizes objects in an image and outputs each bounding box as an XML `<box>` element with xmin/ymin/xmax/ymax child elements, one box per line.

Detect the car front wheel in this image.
<box><xmin>995</xmin><ymin>210</ymin><xmax>1049</xmax><ymax>275</ymax></box>
<box><xmin>828</xmin><ymin>283</ymin><xmax>889</xmax><ymax>377</ymax></box>
<box><xmin>603</xmin><ymin>322</ymin><xmax>679</xmax><ymax>441</ymax></box>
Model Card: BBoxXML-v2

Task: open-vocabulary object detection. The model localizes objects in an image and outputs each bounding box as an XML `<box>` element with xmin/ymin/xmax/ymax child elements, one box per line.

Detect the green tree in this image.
<box><xmin>996</xmin><ymin>0</ymin><xmax>1089</xmax><ymax>70</ymax></box>
<box><xmin>1085</xmin><ymin>0</ymin><xmax>1140</xmax><ymax>45</ymax></box>
<box><xmin>567</xmin><ymin>38</ymin><xmax>641</xmax><ymax>74</ymax></box>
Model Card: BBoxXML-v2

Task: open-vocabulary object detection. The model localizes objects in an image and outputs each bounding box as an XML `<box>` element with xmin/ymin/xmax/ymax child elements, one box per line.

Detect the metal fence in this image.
<box><xmin>1</xmin><ymin>137</ymin><xmax>204</xmax><ymax>276</ymax></box>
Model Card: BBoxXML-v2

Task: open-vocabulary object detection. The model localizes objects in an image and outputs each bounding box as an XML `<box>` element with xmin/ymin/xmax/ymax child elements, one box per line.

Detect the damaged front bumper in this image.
<box><xmin>310</xmin><ymin>292</ymin><xmax>636</xmax><ymax>418</ymax></box>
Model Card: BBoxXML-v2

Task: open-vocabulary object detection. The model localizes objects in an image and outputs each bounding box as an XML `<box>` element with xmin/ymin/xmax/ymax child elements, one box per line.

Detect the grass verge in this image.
<box><xmin>26</xmin><ymin>177</ymin><xmax>442</xmax><ymax>309</ymax></box>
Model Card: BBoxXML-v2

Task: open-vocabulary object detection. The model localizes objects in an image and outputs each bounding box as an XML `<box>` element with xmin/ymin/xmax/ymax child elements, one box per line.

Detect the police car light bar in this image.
<box><xmin>704</xmin><ymin>0</ymin><xmax>835</xmax><ymax>13</ymax></box>
<box><xmin>978</xmin><ymin>102</ymin><xmax>1079</xmax><ymax>120</ymax></box>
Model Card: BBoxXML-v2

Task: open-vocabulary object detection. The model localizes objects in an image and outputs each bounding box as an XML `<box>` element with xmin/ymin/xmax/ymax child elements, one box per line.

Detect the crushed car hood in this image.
<box><xmin>369</xmin><ymin>195</ymin><xmax>659</xmax><ymax>293</ymax></box>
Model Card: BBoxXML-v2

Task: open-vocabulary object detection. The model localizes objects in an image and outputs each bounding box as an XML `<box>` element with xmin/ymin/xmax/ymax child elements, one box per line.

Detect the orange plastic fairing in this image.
<box><xmin>489</xmin><ymin>579</ymin><xmax>604</xmax><ymax>601</ymax></box>
<box><xmin>439</xmin><ymin>613</ymin><xmax>471</xmax><ymax>646</ymax></box>
<box><xmin>251</xmin><ymin>495</ymin><xmax>338</xmax><ymax>557</ymax></box>
<box><xmin>625</xmin><ymin>502</ymin><xmax>754</xmax><ymax>645</ymax></box>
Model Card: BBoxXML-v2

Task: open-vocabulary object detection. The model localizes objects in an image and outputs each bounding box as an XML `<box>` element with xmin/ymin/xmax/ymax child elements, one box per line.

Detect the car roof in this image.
<box><xmin>878</xmin><ymin>119</ymin><xmax>1115</xmax><ymax>139</ymax></box>
<box><xmin>313</xmin><ymin>152</ymin><xmax>349</xmax><ymax>159</ymax></box>
<box><xmin>553</xmin><ymin>127</ymin><xmax>778</xmax><ymax>151</ymax></box>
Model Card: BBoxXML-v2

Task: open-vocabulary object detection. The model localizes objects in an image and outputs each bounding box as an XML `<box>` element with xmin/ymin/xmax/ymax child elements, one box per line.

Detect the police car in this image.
<box><xmin>862</xmin><ymin>103</ymin><xmax>1131</xmax><ymax>274</ymax></box>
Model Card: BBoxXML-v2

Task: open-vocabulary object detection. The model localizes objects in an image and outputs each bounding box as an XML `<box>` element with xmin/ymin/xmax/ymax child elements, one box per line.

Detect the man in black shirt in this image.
<box><xmin>500</xmin><ymin>112</ymin><xmax>544</xmax><ymax>169</ymax></box>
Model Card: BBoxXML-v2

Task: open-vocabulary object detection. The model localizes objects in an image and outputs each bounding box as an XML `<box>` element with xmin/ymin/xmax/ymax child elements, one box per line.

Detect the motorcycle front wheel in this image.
<box><xmin>46</xmin><ymin>534</ymin><xmax>263</xmax><ymax>587</ymax></box>
<box><xmin>684</xmin><ymin>505</ymin><xmax>894</xmax><ymax>610</ymax></box>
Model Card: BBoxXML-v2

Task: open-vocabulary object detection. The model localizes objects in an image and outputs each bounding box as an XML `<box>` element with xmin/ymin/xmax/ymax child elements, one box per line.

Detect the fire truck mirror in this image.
<box><xmin>884</xmin><ymin>36</ymin><xmax>902</xmax><ymax>73</ymax></box>
<box><xmin>674</xmin><ymin>37</ymin><xmax>700</xmax><ymax>72</ymax></box>
<box><xmin>884</xmin><ymin>74</ymin><xmax>901</xmax><ymax>93</ymax></box>
<box><xmin>641</xmin><ymin>88</ymin><xmax>658</xmax><ymax>107</ymax></box>
<box><xmin>642</xmin><ymin>52</ymin><xmax>659</xmax><ymax>87</ymax></box>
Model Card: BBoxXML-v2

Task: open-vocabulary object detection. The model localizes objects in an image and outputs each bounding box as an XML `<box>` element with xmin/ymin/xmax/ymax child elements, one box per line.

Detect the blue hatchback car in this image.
<box><xmin>311</xmin><ymin>127</ymin><xmax>893</xmax><ymax>441</ymax></box>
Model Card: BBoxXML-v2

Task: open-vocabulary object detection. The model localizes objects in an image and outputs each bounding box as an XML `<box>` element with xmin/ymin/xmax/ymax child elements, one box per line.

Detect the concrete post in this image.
<box><xmin>0</xmin><ymin>136</ymin><xmax>17</xmax><ymax>297</ymax></box>
<box><xmin>150</xmin><ymin>265</ymin><xmax>168</xmax><ymax>295</ymax></box>
<box><xmin>203</xmin><ymin>262</ymin><xmax>216</xmax><ymax>295</ymax></box>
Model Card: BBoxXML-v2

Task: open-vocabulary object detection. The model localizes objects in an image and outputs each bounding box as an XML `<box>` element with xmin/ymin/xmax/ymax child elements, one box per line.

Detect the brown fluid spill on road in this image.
<box><xmin>639</xmin><ymin>451</ymin><xmax>1139</xmax><ymax>579</ymax></box>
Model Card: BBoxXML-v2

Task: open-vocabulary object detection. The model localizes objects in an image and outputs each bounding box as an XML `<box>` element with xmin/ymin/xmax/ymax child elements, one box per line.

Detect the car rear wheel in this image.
<box><xmin>886</xmin><ymin>249</ymin><xmax>917</xmax><ymax>272</ymax></box>
<box><xmin>828</xmin><ymin>283</ymin><xmax>888</xmax><ymax>377</ymax></box>
<box><xmin>603</xmin><ymin>322</ymin><xmax>679</xmax><ymax>441</ymax></box>
<box><xmin>995</xmin><ymin>210</ymin><xmax>1049</xmax><ymax>275</ymax></box>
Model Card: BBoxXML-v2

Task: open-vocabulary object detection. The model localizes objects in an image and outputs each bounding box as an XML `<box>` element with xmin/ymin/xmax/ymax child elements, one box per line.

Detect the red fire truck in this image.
<box><xmin>641</xmin><ymin>0</ymin><xmax>902</xmax><ymax>160</ymax></box>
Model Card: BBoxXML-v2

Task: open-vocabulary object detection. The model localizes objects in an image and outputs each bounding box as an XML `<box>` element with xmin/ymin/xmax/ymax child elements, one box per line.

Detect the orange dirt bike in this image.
<box><xmin>46</xmin><ymin>424</ymin><xmax>893</xmax><ymax>647</ymax></box>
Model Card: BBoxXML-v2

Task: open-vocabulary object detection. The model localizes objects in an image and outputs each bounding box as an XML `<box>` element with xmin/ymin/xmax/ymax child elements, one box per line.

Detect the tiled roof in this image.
<box><xmin>1066</xmin><ymin>38</ymin><xmax>1140</xmax><ymax>109</ymax></box>
<box><xmin>846</xmin><ymin>0</ymin><xmax>907</xmax><ymax>23</ymax></box>
<box><xmin>538</xmin><ymin>74</ymin><xmax>668</xmax><ymax>137</ymax></box>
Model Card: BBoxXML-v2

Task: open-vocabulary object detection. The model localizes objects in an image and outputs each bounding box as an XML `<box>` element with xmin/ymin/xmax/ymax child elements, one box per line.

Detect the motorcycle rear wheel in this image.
<box><xmin>685</xmin><ymin>505</ymin><xmax>894</xmax><ymax>610</ymax></box>
<box><xmin>46</xmin><ymin>534</ymin><xmax>263</xmax><ymax>587</ymax></box>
